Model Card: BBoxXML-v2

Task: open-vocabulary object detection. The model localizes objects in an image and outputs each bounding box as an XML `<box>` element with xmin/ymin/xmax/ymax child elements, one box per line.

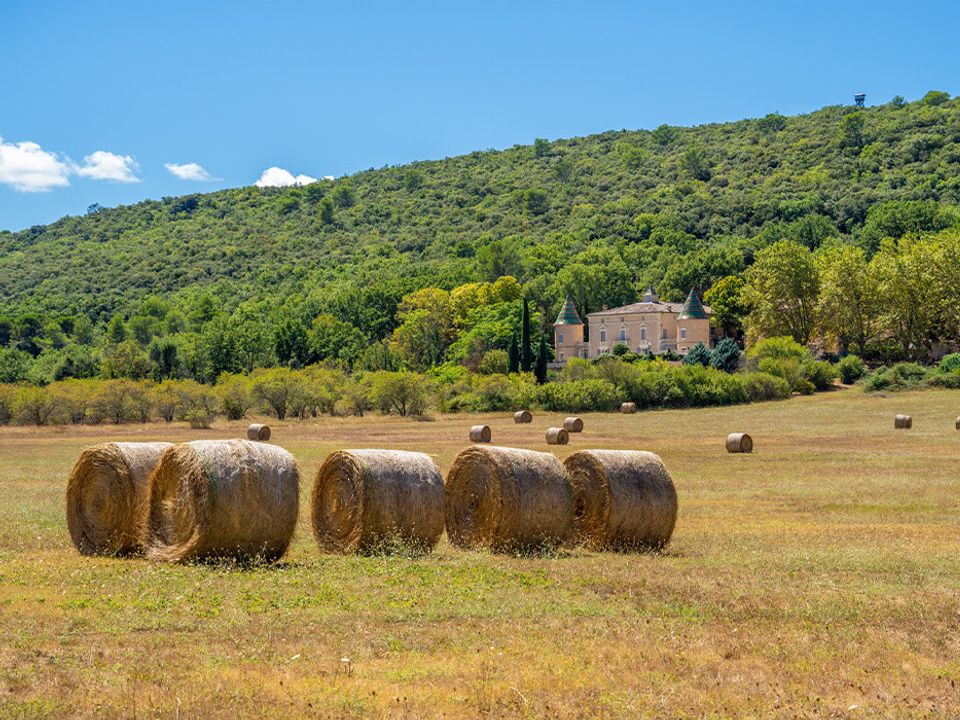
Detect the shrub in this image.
<box><xmin>13</xmin><ymin>386</ymin><xmax>58</xmax><ymax>425</ymax></box>
<box><xmin>476</xmin><ymin>349</ymin><xmax>509</xmax><ymax>375</ymax></box>
<box><xmin>368</xmin><ymin>371</ymin><xmax>434</xmax><ymax>416</ymax></box>
<box><xmin>924</xmin><ymin>371</ymin><xmax>960</xmax><ymax>389</ymax></box>
<box><xmin>174</xmin><ymin>380</ymin><xmax>218</xmax><ymax>429</ymax></box>
<box><xmin>217</xmin><ymin>373</ymin><xmax>252</xmax><ymax>420</ymax></box>
<box><xmin>536</xmin><ymin>379</ymin><xmax>619</xmax><ymax>412</ymax></box>
<box><xmin>91</xmin><ymin>380</ymin><xmax>144</xmax><ymax>424</ymax></box>
<box><xmin>683</xmin><ymin>342</ymin><xmax>712</xmax><ymax>367</ymax></box>
<box><xmin>250</xmin><ymin>367</ymin><xmax>304</xmax><ymax>420</ymax></box>
<box><xmin>863</xmin><ymin>363</ymin><xmax>931</xmax><ymax>392</ymax></box>
<box><xmin>151</xmin><ymin>380</ymin><xmax>182</xmax><ymax>422</ymax></box>
<box><xmin>806</xmin><ymin>361</ymin><xmax>837</xmax><ymax>391</ymax></box>
<box><xmin>710</xmin><ymin>338</ymin><xmax>741</xmax><ymax>373</ymax></box>
<box><xmin>836</xmin><ymin>355</ymin><xmax>866</xmax><ymax>384</ymax></box>
<box><xmin>742</xmin><ymin>372</ymin><xmax>791</xmax><ymax>402</ymax></box>
<box><xmin>0</xmin><ymin>384</ymin><xmax>15</xmax><ymax>424</ymax></box>
<box><xmin>937</xmin><ymin>353</ymin><xmax>960</xmax><ymax>374</ymax></box>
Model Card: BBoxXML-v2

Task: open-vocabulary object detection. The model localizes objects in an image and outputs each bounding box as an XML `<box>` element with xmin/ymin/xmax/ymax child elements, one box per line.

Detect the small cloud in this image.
<box><xmin>0</xmin><ymin>135</ymin><xmax>71</xmax><ymax>192</ymax></box>
<box><xmin>165</xmin><ymin>162</ymin><xmax>217</xmax><ymax>181</ymax></box>
<box><xmin>255</xmin><ymin>166</ymin><xmax>317</xmax><ymax>187</ymax></box>
<box><xmin>76</xmin><ymin>151</ymin><xmax>140</xmax><ymax>183</ymax></box>
<box><xmin>323</xmin><ymin>175</ymin><xmax>335</xmax><ymax>181</ymax></box>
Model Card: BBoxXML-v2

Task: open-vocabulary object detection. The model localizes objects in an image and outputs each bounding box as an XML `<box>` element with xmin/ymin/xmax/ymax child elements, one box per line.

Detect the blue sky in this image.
<box><xmin>1</xmin><ymin>0</ymin><xmax>957</xmax><ymax>231</ymax></box>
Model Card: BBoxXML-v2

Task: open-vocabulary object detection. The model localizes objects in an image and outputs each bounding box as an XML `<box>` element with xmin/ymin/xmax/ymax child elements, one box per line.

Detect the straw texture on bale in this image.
<box><xmin>564</xmin><ymin>449</ymin><xmax>678</xmax><ymax>551</ymax></box>
<box><xmin>445</xmin><ymin>445</ymin><xmax>573</xmax><ymax>552</ymax></box>
<box><xmin>620</xmin><ymin>402</ymin><xmax>637</xmax><ymax>414</ymax></box>
<box><xmin>894</xmin><ymin>414</ymin><xmax>912</xmax><ymax>429</ymax></box>
<box><xmin>312</xmin><ymin>449</ymin><xmax>445</xmax><ymax>554</ymax></box>
<box><xmin>66</xmin><ymin>442</ymin><xmax>172</xmax><ymax>556</ymax></box>
<box><xmin>514</xmin><ymin>410</ymin><xmax>533</xmax><ymax>424</ymax></box>
<box><xmin>469</xmin><ymin>424</ymin><xmax>492</xmax><ymax>443</ymax></box>
<box><xmin>145</xmin><ymin>440</ymin><xmax>300</xmax><ymax>563</ymax></box>
<box><xmin>563</xmin><ymin>416</ymin><xmax>584</xmax><ymax>433</ymax></box>
<box><xmin>546</xmin><ymin>427</ymin><xmax>569</xmax><ymax>445</ymax></box>
<box><xmin>725</xmin><ymin>432</ymin><xmax>753</xmax><ymax>453</ymax></box>
<box><xmin>246</xmin><ymin>423</ymin><xmax>271</xmax><ymax>441</ymax></box>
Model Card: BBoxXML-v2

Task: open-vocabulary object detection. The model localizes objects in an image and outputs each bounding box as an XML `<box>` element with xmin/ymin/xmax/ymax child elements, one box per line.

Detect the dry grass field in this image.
<box><xmin>1</xmin><ymin>389</ymin><xmax>959</xmax><ymax>719</ymax></box>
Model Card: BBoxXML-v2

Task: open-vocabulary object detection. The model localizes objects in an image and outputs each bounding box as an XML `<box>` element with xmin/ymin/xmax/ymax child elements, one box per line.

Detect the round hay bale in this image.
<box><xmin>513</xmin><ymin>410</ymin><xmax>533</xmax><ymax>424</ymax></box>
<box><xmin>144</xmin><ymin>440</ymin><xmax>300</xmax><ymax>563</ymax></box>
<box><xmin>955</xmin><ymin>416</ymin><xmax>960</xmax><ymax>430</ymax></box>
<box><xmin>564</xmin><ymin>450</ymin><xmax>677</xmax><ymax>551</ymax></box>
<box><xmin>469</xmin><ymin>424</ymin><xmax>492</xmax><ymax>443</ymax></box>
<box><xmin>620</xmin><ymin>402</ymin><xmax>637</xmax><ymax>414</ymax></box>
<box><xmin>445</xmin><ymin>445</ymin><xmax>572</xmax><ymax>553</ymax></box>
<box><xmin>894</xmin><ymin>414</ymin><xmax>912</xmax><ymax>429</ymax></box>
<box><xmin>546</xmin><ymin>427</ymin><xmax>569</xmax><ymax>445</ymax></box>
<box><xmin>725</xmin><ymin>432</ymin><xmax>753</xmax><ymax>453</ymax></box>
<box><xmin>66</xmin><ymin>442</ymin><xmax>172</xmax><ymax>556</ymax></box>
<box><xmin>563</xmin><ymin>416</ymin><xmax>584</xmax><ymax>433</ymax></box>
<box><xmin>246</xmin><ymin>423</ymin><xmax>271</xmax><ymax>442</ymax></box>
<box><xmin>312</xmin><ymin>449</ymin><xmax>445</xmax><ymax>554</ymax></box>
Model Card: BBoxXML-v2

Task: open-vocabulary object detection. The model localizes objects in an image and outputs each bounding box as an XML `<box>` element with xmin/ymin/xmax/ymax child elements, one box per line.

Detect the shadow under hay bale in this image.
<box><xmin>620</xmin><ymin>402</ymin><xmax>637</xmax><ymax>414</ymax></box>
<box><xmin>514</xmin><ymin>410</ymin><xmax>533</xmax><ymax>424</ymax></box>
<box><xmin>469</xmin><ymin>424</ymin><xmax>492</xmax><ymax>443</ymax></box>
<box><xmin>895</xmin><ymin>414</ymin><xmax>912</xmax><ymax>429</ymax></box>
<box><xmin>247</xmin><ymin>423</ymin><xmax>271</xmax><ymax>441</ymax></box>
<box><xmin>564</xmin><ymin>449</ymin><xmax>677</xmax><ymax>552</ymax></box>
<box><xmin>445</xmin><ymin>445</ymin><xmax>572</xmax><ymax>553</ymax></box>
<box><xmin>66</xmin><ymin>442</ymin><xmax>172</xmax><ymax>556</ymax></box>
<box><xmin>311</xmin><ymin>449</ymin><xmax>445</xmax><ymax>555</ymax></box>
<box><xmin>726</xmin><ymin>432</ymin><xmax>753</xmax><ymax>453</ymax></box>
<box><xmin>144</xmin><ymin>440</ymin><xmax>299</xmax><ymax>563</ymax></box>
<box><xmin>563</xmin><ymin>416</ymin><xmax>584</xmax><ymax>433</ymax></box>
<box><xmin>546</xmin><ymin>427</ymin><xmax>569</xmax><ymax>445</ymax></box>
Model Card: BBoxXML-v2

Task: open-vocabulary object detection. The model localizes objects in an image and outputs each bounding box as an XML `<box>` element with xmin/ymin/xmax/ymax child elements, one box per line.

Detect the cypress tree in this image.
<box><xmin>521</xmin><ymin>297</ymin><xmax>532</xmax><ymax>371</ymax></box>
<box><xmin>508</xmin><ymin>333</ymin><xmax>520</xmax><ymax>373</ymax></box>
<box><xmin>534</xmin><ymin>334</ymin><xmax>549</xmax><ymax>384</ymax></box>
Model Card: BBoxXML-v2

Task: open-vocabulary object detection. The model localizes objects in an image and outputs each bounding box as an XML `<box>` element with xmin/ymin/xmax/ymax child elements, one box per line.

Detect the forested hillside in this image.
<box><xmin>3</xmin><ymin>90</ymin><xmax>960</xmax><ymax>385</ymax></box>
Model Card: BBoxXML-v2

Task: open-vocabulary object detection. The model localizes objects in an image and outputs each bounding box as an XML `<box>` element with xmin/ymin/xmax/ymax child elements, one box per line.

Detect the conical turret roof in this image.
<box><xmin>554</xmin><ymin>296</ymin><xmax>582</xmax><ymax>325</ymax></box>
<box><xmin>678</xmin><ymin>288</ymin><xmax>708</xmax><ymax>320</ymax></box>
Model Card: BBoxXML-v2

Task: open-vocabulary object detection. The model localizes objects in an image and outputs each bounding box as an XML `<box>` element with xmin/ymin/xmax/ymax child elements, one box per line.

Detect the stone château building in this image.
<box><xmin>553</xmin><ymin>288</ymin><xmax>712</xmax><ymax>363</ymax></box>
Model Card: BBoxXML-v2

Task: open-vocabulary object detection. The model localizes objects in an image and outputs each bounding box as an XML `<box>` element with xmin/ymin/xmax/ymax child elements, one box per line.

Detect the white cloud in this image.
<box><xmin>0</xmin><ymin>135</ymin><xmax>71</xmax><ymax>192</ymax></box>
<box><xmin>255</xmin><ymin>166</ymin><xmax>317</xmax><ymax>187</ymax></box>
<box><xmin>165</xmin><ymin>162</ymin><xmax>217</xmax><ymax>181</ymax></box>
<box><xmin>323</xmin><ymin>175</ymin><xmax>335</xmax><ymax>181</ymax></box>
<box><xmin>75</xmin><ymin>151</ymin><xmax>140</xmax><ymax>183</ymax></box>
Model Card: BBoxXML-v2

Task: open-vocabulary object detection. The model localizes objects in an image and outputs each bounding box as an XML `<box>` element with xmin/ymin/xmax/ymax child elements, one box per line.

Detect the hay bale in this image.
<box><xmin>311</xmin><ymin>449</ymin><xmax>444</xmax><ymax>554</ymax></box>
<box><xmin>66</xmin><ymin>442</ymin><xmax>172</xmax><ymax>556</ymax></box>
<box><xmin>620</xmin><ymin>402</ymin><xmax>637</xmax><ymax>414</ymax></box>
<box><xmin>564</xmin><ymin>450</ymin><xmax>677</xmax><ymax>551</ymax></box>
<box><xmin>725</xmin><ymin>432</ymin><xmax>753</xmax><ymax>453</ymax></box>
<box><xmin>445</xmin><ymin>445</ymin><xmax>572</xmax><ymax>552</ymax></box>
<box><xmin>247</xmin><ymin>423</ymin><xmax>271</xmax><ymax>441</ymax></box>
<box><xmin>546</xmin><ymin>427</ymin><xmax>569</xmax><ymax>445</ymax></box>
<box><xmin>563</xmin><ymin>416</ymin><xmax>584</xmax><ymax>433</ymax></box>
<box><xmin>469</xmin><ymin>424</ymin><xmax>492</xmax><ymax>443</ymax></box>
<box><xmin>955</xmin><ymin>416</ymin><xmax>960</xmax><ymax>430</ymax></box>
<box><xmin>514</xmin><ymin>410</ymin><xmax>533</xmax><ymax>424</ymax></box>
<box><xmin>894</xmin><ymin>414</ymin><xmax>912</xmax><ymax>429</ymax></box>
<box><xmin>144</xmin><ymin>440</ymin><xmax>299</xmax><ymax>563</ymax></box>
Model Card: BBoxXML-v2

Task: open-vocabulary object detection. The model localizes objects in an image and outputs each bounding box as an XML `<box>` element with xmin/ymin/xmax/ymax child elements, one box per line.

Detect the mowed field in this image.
<box><xmin>1</xmin><ymin>389</ymin><xmax>959</xmax><ymax>719</ymax></box>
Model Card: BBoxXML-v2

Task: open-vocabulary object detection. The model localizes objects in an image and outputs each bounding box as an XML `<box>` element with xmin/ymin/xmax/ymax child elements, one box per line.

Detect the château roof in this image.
<box><xmin>554</xmin><ymin>296</ymin><xmax>583</xmax><ymax>326</ymax></box>
<box><xmin>678</xmin><ymin>289</ymin><xmax>709</xmax><ymax>320</ymax></box>
<box><xmin>586</xmin><ymin>291</ymin><xmax>711</xmax><ymax>319</ymax></box>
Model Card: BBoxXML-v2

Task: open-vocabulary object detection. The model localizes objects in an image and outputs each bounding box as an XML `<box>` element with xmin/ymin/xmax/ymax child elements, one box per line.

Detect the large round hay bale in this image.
<box><xmin>564</xmin><ymin>450</ymin><xmax>677</xmax><ymax>551</ymax></box>
<box><xmin>247</xmin><ymin>423</ymin><xmax>271</xmax><ymax>441</ymax></box>
<box><xmin>955</xmin><ymin>416</ymin><xmax>960</xmax><ymax>430</ymax></box>
<box><xmin>620</xmin><ymin>402</ymin><xmax>637</xmax><ymax>414</ymax></box>
<box><xmin>445</xmin><ymin>445</ymin><xmax>572</xmax><ymax>553</ymax></box>
<box><xmin>546</xmin><ymin>427</ymin><xmax>569</xmax><ymax>445</ymax></box>
<box><xmin>725</xmin><ymin>432</ymin><xmax>753</xmax><ymax>453</ymax></box>
<box><xmin>563</xmin><ymin>416</ymin><xmax>584</xmax><ymax>433</ymax></box>
<box><xmin>144</xmin><ymin>440</ymin><xmax>300</xmax><ymax>563</ymax></box>
<box><xmin>469</xmin><ymin>424</ymin><xmax>492</xmax><ymax>443</ymax></box>
<box><xmin>312</xmin><ymin>449</ymin><xmax>444</xmax><ymax>554</ymax></box>
<box><xmin>66</xmin><ymin>442</ymin><xmax>172</xmax><ymax>556</ymax></box>
<box><xmin>894</xmin><ymin>414</ymin><xmax>912</xmax><ymax>429</ymax></box>
<box><xmin>514</xmin><ymin>410</ymin><xmax>533</xmax><ymax>424</ymax></box>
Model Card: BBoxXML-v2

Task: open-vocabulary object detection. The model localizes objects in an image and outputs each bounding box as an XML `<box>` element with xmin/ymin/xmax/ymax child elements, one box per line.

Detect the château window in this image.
<box><xmin>600</xmin><ymin>329</ymin><xmax>607</xmax><ymax>343</ymax></box>
<box><xmin>680</xmin><ymin>327</ymin><xmax>687</xmax><ymax>340</ymax></box>
<box><xmin>619</xmin><ymin>328</ymin><xmax>626</xmax><ymax>341</ymax></box>
<box><xmin>640</xmin><ymin>327</ymin><xmax>647</xmax><ymax>342</ymax></box>
<box><xmin>558</xmin><ymin>333</ymin><xmax>564</xmax><ymax>345</ymax></box>
<box><xmin>662</xmin><ymin>328</ymin><xmax>668</xmax><ymax>339</ymax></box>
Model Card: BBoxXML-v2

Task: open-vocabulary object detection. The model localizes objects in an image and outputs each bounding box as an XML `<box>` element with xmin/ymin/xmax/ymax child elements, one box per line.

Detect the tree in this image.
<box><xmin>368</xmin><ymin>371</ymin><xmax>433</xmax><ymax>416</ymax></box>
<box><xmin>838</xmin><ymin>111</ymin><xmax>865</xmax><ymax>150</ymax></box>
<box><xmin>710</xmin><ymin>338</ymin><xmax>741</xmax><ymax>372</ymax></box>
<box><xmin>681</xmin><ymin>146</ymin><xmax>711</xmax><ymax>181</ymax></box>
<box><xmin>319</xmin><ymin>198</ymin><xmax>335</xmax><ymax>225</ymax></box>
<box><xmin>106</xmin><ymin>314</ymin><xmax>128</xmax><ymax>344</ymax></box>
<box><xmin>533</xmin><ymin>138</ymin><xmax>550</xmax><ymax>157</ymax></box>
<box><xmin>534</xmin><ymin>335</ymin><xmax>549</xmax><ymax>384</ymax></box>
<box><xmin>216</xmin><ymin>374</ymin><xmax>252</xmax><ymax>420</ymax></box>
<box><xmin>704</xmin><ymin>275</ymin><xmax>747</xmax><ymax>336</ymax></box>
<box><xmin>391</xmin><ymin>288</ymin><xmax>455</xmax><ymax>370</ymax></box>
<box><xmin>743</xmin><ymin>241</ymin><xmax>819</xmax><ymax>344</ymax></box>
<box><xmin>555</xmin><ymin>245</ymin><xmax>635</xmax><ymax>341</ymax></box>
<box><xmin>250</xmin><ymin>367</ymin><xmax>304</xmax><ymax>420</ymax></box>
<box><xmin>508</xmin><ymin>333</ymin><xmax>520</xmax><ymax>373</ymax></box>
<box><xmin>274</xmin><ymin>315</ymin><xmax>310</xmax><ymax>367</ymax></box>
<box><xmin>683</xmin><ymin>342</ymin><xmax>712</xmax><ymax>366</ymax></box>
<box><xmin>308</xmin><ymin>314</ymin><xmax>368</xmax><ymax>367</ymax></box>
<box><xmin>870</xmin><ymin>237</ymin><xmax>940</xmax><ymax>358</ymax></box>
<box><xmin>148</xmin><ymin>336</ymin><xmax>180</xmax><ymax>379</ymax></box>
<box><xmin>520</xmin><ymin>297</ymin><xmax>533</xmax><ymax>372</ymax></box>
<box><xmin>102</xmin><ymin>340</ymin><xmax>151</xmax><ymax>379</ymax></box>
<box><xmin>816</xmin><ymin>245</ymin><xmax>881</xmax><ymax>354</ymax></box>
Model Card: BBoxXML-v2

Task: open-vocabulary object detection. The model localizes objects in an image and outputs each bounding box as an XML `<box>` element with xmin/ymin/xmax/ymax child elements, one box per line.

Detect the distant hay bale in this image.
<box><xmin>894</xmin><ymin>414</ymin><xmax>912</xmax><ymax>429</ymax></box>
<box><xmin>514</xmin><ymin>410</ymin><xmax>533</xmax><ymax>424</ymax></box>
<box><xmin>620</xmin><ymin>402</ymin><xmax>637</xmax><ymax>414</ymax></box>
<box><xmin>564</xmin><ymin>450</ymin><xmax>677</xmax><ymax>551</ymax></box>
<box><xmin>725</xmin><ymin>432</ymin><xmax>753</xmax><ymax>453</ymax></box>
<box><xmin>445</xmin><ymin>445</ymin><xmax>572</xmax><ymax>553</ymax></box>
<box><xmin>469</xmin><ymin>424</ymin><xmax>492</xmax><ymax>443</ymax></box>
<box><xmin>66</xmin><ymin>442</ymin><xmax>172</xmax><ymax>556</ymax></box>
<box><xmin>311</xmin><ymin>449</ymin><xmax>444</xmax><ymax>554</ymax></box>
<box><xmin>247</xmin><ymin>423</ymin><xmax>271</xmax><ymax>441</ymax></box>
<box><xmin>563</xmin><ymin>416</ymin><xmax>584</xmax><ymax>433</ymax></box>
<box><xmin>144</xmin><ymin>440</ymin><xmax>299</xmax><ymax>563</ymax></box>
<box><xmin>955</xmin><ymin>416</ymin><xmax>960</xmax><ymax>430</ymax></box>
<box><xmin>546</xmin><ymin>427</ymin><xmax>569</xmax><ymax>445</ymax></box>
